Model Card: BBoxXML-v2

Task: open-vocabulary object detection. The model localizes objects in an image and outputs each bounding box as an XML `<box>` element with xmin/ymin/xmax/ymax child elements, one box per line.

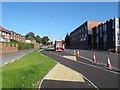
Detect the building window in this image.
<box><xmin>104</xmin><ymin>24</ymin><xmax>106</xmax><ymax>31</ymax></box>
<box><xmin>100</xmin><ymin>26</ymin><xmax>102</xmax><ymax>37</ymax></box>
<box><xmin>85</xmin><ymin>34</ymin><xmax>87</xmax><ymax>37</ymax></box>
<box><xmin>81</xmin><ymin>28</ymin><xmax>83</xmax><ymax>32</ymax></box>
<box><xmin>0</xmin><ymin>31</ymin><xmax>1</xmax><ymax>34</ymax></box>
<box><xmin>96</xmin><ymin>37</ymin><xmax>98</xmax><ymax>43</ymax></box>
<box><xmin>112</xmin><ymin>20</ymin><xmax>115</xmax><ymax>29</ymax></box>
<box><xmin>84</xmin><ymin>37</ymin><xmax>86</xmax><ymax>41</ymax></box>
<box><xmin>2</xmin><ymin>32</ymin><xmax>4</xmax><ymax>35</ymax></box>
<box><xmin>113</xmin><ymin>34</ymin><xmax>115</xmax><ymax>41</ymax></box>
<box><xmin>104</xmin><ymin>34</ymin><xmax>107</xmax><ymax>42</ymax></box>
<box><xmin>96</xmin><ymin>27</ymin><xmax>99</xmax><ymax>34</ymax></box>
<box><xmin>117</xmin><ymin>41</ymin><xmax>120</xmax><ymax>45</ymax></box>
<box><xmin>79</xmin><ymin>29</ymin><xmax>81</xmax><ymax>33</ymax></box>
<box><xmin>85</xmin><ymin>26</ymin><xmax>87</xmax><ymax>30</ymax></box>
<box><xmin>82</xmin><ymin>35</ymin><xmax>84</xmax><ymax>38</ymax></box>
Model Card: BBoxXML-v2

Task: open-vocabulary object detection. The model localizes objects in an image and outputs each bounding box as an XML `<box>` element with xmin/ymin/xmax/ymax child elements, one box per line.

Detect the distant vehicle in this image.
<box><xmin>54</xmin><ymin>40</ymin><xmax>64</xmax><ymax>51</ymax></box>
<box><xmin>41</xmin><ymin>45</ymin><xmax>48</xmax><ymax>49</ymax></box>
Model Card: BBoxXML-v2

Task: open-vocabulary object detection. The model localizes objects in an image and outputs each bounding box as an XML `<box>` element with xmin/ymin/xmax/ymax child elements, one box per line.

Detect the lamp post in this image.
<box><xmin>49</xmin><ymin>16</ymin><xmax>52</xmax><ymax>46</ymax></box>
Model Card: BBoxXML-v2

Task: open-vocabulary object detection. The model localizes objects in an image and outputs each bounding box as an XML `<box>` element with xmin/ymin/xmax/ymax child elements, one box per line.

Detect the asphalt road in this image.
<box><xmin>66</xmin><ymin>49</ymin><xmax>120</xmax><ymax>70</ymax></box>
<box><xmin>1</xmin><ymin>48</ymin><xmax>38</xmax><ymax>67</ymax></box>
<box><xmin>40</xmin><ymin>50</ymin><xmax>119</xmax><ymax>89</ymax></box>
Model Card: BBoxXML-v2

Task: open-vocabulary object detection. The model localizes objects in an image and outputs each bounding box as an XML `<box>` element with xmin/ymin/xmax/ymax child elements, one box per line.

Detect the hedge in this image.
<box><xmin>4</xmin><ymin>40</ymin><xmax>34</xmax><ymax>50</ymax></box>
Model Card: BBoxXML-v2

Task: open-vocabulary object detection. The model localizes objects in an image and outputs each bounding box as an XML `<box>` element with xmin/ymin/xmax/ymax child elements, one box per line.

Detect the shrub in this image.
<box><xmin>5</xmin><ymin>40</ymin><xmax>35</xmax><ymax>50</ymax></box>
<box><xmin>18</xmin><ymin>42</ymin><xmax>34</xmax><ymax>50</ymax></box>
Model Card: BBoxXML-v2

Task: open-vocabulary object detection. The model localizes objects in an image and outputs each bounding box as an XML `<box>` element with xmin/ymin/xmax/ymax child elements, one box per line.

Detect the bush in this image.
<box><xmin>10</xmin><ymin>39</ymin><xmax>18</xmax><ymax>42</ymax></box>
<box><xmin>18</xmin><ymin>42</ymin><xmax>34</xmax><ymax>50</ymax></box>
<box><xmin>6</xmin><ymin>40</ymin><xmax>35</xmax><ymax>50</ymax></box>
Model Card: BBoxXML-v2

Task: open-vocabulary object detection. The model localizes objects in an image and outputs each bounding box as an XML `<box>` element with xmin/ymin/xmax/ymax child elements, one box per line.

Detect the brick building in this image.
<box><xmin>92</xmin><ymin>17</ymin><xmax>120</xmax><ymax>51</ymax></box>
<box><xmin>0</xmin><ymin>26</ymin><xmax>26</xmax><ymax>42</ymax></box>
<box><xmin>10</xmin><ymin>31</ymin><xmax>26</xmax><ymax>42</ymax></box>
<box><xmin>0</xmin><ymin>26</ymin><xmax>11</xmax><ymax>42</ymax></box>
<box><xmin>69</xmin><ymin>21</ymin><xmax>102</xmax><ymax>49</ymax></box>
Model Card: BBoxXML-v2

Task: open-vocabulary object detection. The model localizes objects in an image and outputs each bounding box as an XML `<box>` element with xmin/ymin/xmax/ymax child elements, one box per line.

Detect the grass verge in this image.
<box><xmin>2</xmin><ymin>50</ymin><xmax>56</xmax><ymax>88</ymax></box>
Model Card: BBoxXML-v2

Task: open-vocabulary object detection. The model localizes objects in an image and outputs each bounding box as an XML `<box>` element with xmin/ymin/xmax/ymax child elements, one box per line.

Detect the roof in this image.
<box><xmin>0</xmin><ymin>26</ymin><xmax>11</xmax><ymax>33</ymax></box>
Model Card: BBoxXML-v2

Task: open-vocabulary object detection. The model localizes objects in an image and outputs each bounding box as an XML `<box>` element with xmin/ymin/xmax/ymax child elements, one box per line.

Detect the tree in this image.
<box><xmin>65</xmin><ymin>33</ymin><xmax>70</xmax><ymax>46</ymax></box>
<box><xmin>25</xmin><ymin>32</ymin><xmax>35</xmax><ymax>41</ymax></box>
<box><xmin>42</xmin><ymin>36</ymin><xmax>49</xmax><ymax>45</ymax></box>
<box><xmin>35</xmin><ymin>35</ymin><xmax>42</xmax><ymax>43</ymax></box>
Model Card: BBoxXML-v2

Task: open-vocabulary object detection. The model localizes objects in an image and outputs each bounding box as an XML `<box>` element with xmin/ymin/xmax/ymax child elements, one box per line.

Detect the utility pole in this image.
<box><xmin>49</xmin><ymin>16</ymin><xmax>52</xmax><ymax>46</ymax></box>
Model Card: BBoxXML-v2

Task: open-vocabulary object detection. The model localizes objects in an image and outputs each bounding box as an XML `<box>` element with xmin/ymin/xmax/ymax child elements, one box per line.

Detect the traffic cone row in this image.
<box><xmin>76</xmin><ymin>50</ymin><xmax>80</xmax><ymax>56</ymax></box>
<box><xmin>73</xmin><ymin>50</ymin><xmax>76</xmax><ymax>55</ymax></box>
<box><xmin>107</xmin><ymin>56</ymin><xmax>112</xmax><ymax>69</ymax></box>
<box><xmin>73</xmin><ymin>50</ymin><xmax>80</xmax><ymax>56</ymax></box>
<box><xmin>73</xmin><ymin>50</ymin><xmax>112</xmax><ymax>69</ymax></box>
<box><xmin>92</xmin><ymin>52</ymin><xmax>96</xmax><ymax>63</ymax></box>
<box><xmin>92</xmin><ymin>52</ymin><xmax>112</xmax><ymax>69</ymax></box>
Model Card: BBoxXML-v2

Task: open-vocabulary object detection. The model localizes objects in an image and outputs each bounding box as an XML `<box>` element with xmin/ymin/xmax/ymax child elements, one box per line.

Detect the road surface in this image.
<box><xmin>39</xmin><ymin>50</ymin><xmax>119</xmax><ymax>89</ymax></box>
<box><xmin>66</xmin><ymin>49</ymin><xmax>120</xmax><ymax>70</ymax></box>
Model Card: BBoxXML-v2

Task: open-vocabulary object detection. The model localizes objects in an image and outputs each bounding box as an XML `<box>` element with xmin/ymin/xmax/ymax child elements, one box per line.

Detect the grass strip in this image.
<box><xmin>2</xmin><ymin>50</ymin><xmax>56</xmax><ymax>88</ymax></box>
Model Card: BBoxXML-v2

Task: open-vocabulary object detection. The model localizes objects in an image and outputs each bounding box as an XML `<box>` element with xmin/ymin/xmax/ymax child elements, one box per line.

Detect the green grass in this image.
<box><xmin>2</xmin><ymin>50</ymin><xmax>56</xmax><ymax>88</ymax></box>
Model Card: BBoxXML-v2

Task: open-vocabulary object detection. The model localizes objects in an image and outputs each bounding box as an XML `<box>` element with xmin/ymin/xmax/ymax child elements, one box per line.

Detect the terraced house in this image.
<box><xmin>0</xmin><ymin>26</ymin><xmax>26</xmax><ymax>42</ymax></box>
<box><xmin>0</xmin><ymin>26</ymin><xmax>11</xmax><ymax>42</ymax></box>
<box><xmin>10</xmin><ymin>31</ymin><xmax>26</xmax><ymax>42</ymax></box>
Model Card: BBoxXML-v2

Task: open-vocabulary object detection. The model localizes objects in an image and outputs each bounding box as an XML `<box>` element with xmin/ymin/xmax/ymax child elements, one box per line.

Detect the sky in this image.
<box><xmin>1</xmin><ymin>2</ymin><xmax>118</xmax><ymax>41</ymax></box>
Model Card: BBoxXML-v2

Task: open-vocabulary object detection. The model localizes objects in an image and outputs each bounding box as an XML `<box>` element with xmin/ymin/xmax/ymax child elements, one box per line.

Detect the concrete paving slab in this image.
<box><xmin>44</xmin><ymin>63</ymin><xmax>85</xmax><ymax>82</ymax></box>
<box><xmin>63</xmin><ymin>56</ymin><xmax>77</xmax><ymax>61</ymax></box>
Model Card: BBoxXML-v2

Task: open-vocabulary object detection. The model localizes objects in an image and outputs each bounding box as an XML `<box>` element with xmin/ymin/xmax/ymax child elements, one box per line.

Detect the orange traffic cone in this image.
<box><xmin>73</xmin><ymin>50</ymin><xmax>76</xmax><ymax>55</ymax></box>
<box><xmin>107</xmin><ymin>56</ymin><xmax>112</xmax><ymax>69</ymax></box>
<box><xmin>93</xmin><ymin>52</ymin><xmax>96</xmax><ymax>63</ymax></box>
<box><xmin>76</xmin><ymin>50</ymin><xmax>80</xmax><ymax>56</ymax></box>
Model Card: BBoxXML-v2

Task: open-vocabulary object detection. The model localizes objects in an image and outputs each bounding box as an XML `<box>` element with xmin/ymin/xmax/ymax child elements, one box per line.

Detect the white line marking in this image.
<box><xmin>4</xmin><ymin>62</ymin><xmax>8</xmax><ymax>65</ymax></box>
<box><xmin>49</xmin><ymin>51</ymin><xmax>119</xmax><ymax>74</ymax></box>
<box><xmin>11</xmin><ymin>60</ymin><xmax>14</xmax><ymax>62</ymax></box>
<box><xmin>83</xmin><ymin>75</ymin><xmax>99</xmax><ymax>90</ymax></box>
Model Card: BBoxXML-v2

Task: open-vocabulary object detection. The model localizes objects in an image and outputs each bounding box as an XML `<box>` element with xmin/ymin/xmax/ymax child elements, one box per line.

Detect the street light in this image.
<box><xmin>49</xmin><ymin>16</ymin><xmax>52</xmax><ymax>41</ymax></box>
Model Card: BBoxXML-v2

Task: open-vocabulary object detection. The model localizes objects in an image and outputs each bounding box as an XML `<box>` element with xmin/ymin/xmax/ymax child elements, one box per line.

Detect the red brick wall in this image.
<box><xmin>34</xmin><ymin>43</ymin><xmax>40</xmax><ymax>48</ymax></box>
<box><xmin>0</xmin><ymin>43</ymin><xmax>18</xmax><ymax>54</ymax></box>
<box><xmin>87</xmin><ymin>21</ymin><xmax>103</xmax><ymax>30</ymax></box>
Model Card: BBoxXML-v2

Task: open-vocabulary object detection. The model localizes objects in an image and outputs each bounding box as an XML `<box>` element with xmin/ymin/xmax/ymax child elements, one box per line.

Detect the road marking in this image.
<box><xmin>83</xmin><ymin>75</ymin><xmax>99</xmax><ymax>90</ymax></box>
<box><xmin>63</xmin><ymin>56</ymin><xmax>77</xmax><ymax>61</ymax></box>
<box><xmin>38</xmin><ymin>49</ymin><xmax>43</xmax><ymax>53</ymax></box>
<box><xmin>4</xmin><ymin>62</ymin><xmax>8</xmax><ymax>65</ymax></box>
<box><xmin>11</xmin><ymin>60</ymin><xmax>15</xmax><ymax>62</ymax></box>
<box><xmin>65</xmin><ymin>50</ymin><xmax>92</xmax><ymax>62</ymax></box>
<box><xmin>49</xmin><ymin>51</ymin><xmax>119</xmax><ymax>74</ymax></box>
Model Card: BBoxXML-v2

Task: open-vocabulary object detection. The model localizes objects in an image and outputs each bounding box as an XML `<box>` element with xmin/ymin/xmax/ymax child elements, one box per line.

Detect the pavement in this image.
<box><xmin>39</xmin><ymin>50</ymin><xmax>119</xmax><ymax>88</ymax></box>
<box><xmin>43</xmin><ymin>63</ymin><xmax>85</xmax><ymax>82</ymax></box>
<box><xmin>40</xmin><ymin>63</ymin><xmax>95</xmax><ymax>88</ymax></box>
<box><xmin>0</xmin><ymin>48</ymin><xmax>38</xmax><ymax>67</ymax></box>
